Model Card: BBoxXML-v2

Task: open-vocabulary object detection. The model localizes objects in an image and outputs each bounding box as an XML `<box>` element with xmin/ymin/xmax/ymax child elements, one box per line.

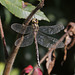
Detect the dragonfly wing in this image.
<box><xmin>11</xmin><ymin>23</ymin><xmax>32</xmax><ymax>34</ymax></box>
<box><xmin>37</xmin><ymin>32</ymin><xmax>64</xmax><ymax>48</ymax></box>
<box><xmin>39</xmin><ymin>23</ymin><xmax>64</xmax><ymax>35</ymax></box>
<box><xmin>15</xmin><ymin>33</ymin><xmax>34</xmax><ymax>47</ymax></box>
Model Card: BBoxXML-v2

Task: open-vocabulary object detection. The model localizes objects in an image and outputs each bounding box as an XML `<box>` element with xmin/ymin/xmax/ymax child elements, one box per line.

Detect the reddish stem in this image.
<box><xmin>0</xmin><ymin>18</ymin><xmax>9</xmax><ymax>60</ymax></box>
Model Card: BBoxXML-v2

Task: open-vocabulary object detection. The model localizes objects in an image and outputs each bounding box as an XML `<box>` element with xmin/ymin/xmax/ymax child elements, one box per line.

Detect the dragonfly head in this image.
<box><xmin>32</xmin><ymin>18</ymin><xmax>38</xmax><ymax>24</ymax></box>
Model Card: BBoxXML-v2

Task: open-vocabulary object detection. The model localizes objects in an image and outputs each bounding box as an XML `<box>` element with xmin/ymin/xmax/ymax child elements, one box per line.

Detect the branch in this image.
<box><xmin>24</xmin><ymin>0</ymin><xmax>44</xmax><ymax>25</ymax></box>
<box><xmin>3</xmin><ymin>0</ymin><xmax>45</xmax><ymax>75</ymax></box>
<box><xmin>0</xmin><ymin>17</ymin><xmax>9</xmax><ymax>61</ymax></box>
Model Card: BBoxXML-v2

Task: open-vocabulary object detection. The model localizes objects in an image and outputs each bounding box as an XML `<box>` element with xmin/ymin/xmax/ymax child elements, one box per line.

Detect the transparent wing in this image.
<box><xmin>11</xmin><ymin>23</ymin><xmax>32</xmax><ymax>34</ymax></box>
<box><xmin>39</xmin><ymin>23</ymin><xmax>64</xmax><ymax>35</ymax></box>
<box><xmin>37</xmin><ymin>32</ymin><xmax>64</xmax><ymax>48</ymax></box>
<box><xmin>15</xmin><ymin>33</ymin><xmax>34</xmax><ymax>47</ymax></box>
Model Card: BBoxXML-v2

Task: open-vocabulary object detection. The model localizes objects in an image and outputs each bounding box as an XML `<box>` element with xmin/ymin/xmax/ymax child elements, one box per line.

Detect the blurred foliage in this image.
<box><xmin>0</xmin><ymin>0</ymin><xmax>75</xmax><ymax>75</ymax></box>
<box><xmin>0</xmin><ymin>62</ymin><xmax>5</xmax><ymax>75</ymax></box>
<box><xmin>10</xmin><ymin>68</ymin><xmax>20</xmax><ymax>75</ymax></box>
<box><xmin>4</xmin><ymin>8</ymin><xmax>11</xmax><ymax>25</ymax></box>
<box><xmin>0</xmin><ymin>62</ymin><xmax>20</xmax><ymax>75</ymax></box>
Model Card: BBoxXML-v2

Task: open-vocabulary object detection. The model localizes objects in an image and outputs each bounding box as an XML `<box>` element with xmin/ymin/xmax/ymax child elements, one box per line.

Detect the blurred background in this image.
<box><xmin>0</xmin><ymin>0</ymin><xmax>75</xmax><ymax>75</ymax></box>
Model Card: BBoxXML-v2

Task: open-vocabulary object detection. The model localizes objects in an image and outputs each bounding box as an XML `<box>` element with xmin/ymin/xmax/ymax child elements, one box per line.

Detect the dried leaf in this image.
<box><xmin>62</xmin><ymin>22</ymin><xmax>75</xmax><ymax>65</ymax></box>
<box><xmin>68</xmin><ymin>22</ymin><xmax>75</xmax><ymax>34</ymax></box>
<box><xmin>67</xmin><ymin>35</ymin><xmax>75</xmax><ymax>49</ymax></box>
<box><xmin>64</xmin><ymin>22</ymin><xmax>75</xmax><ymax>35</ymax></box>
<box><xmin>64</xmin><ymin>22</ymin><xmax>75</xmax><ymax>49</ymax></box>
<box><xmin>64</xmin><ymin>47</ymin><xmax>67</xmax><ymax>61</ymax></box>
<box><xmin>46</xmin><ymin>50</ymin><xmax>56</xmax><ymax>74</ymax></box>
<box><xmin>65</xmin><ymin>35</ymin><xmax>71</xmax><ymax>46</ymax></box>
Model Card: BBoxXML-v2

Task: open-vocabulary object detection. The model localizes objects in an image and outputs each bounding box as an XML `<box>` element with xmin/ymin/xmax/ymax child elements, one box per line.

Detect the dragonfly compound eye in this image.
<box><xmin>32</xmin><ymin>18</ymin><xmax>38</xmax><ymax>24</ymax></box>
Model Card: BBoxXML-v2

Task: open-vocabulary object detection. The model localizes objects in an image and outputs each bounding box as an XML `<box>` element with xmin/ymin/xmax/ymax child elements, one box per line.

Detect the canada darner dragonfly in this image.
<box><xmin>11</xmin><ymin>19</ymin><xmax>64</xmax><ymax>48</ymax></box>
<box><xmin>11</xmin><ymin>18</ymin><xmax>64</xmax><ymax>66</ymax></box>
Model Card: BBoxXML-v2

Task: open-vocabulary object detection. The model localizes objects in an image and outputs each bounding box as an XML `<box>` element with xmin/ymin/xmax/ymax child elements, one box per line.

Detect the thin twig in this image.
<box><xmin>0</xmin><ymin>18</ymin><xmax>9</xmax><ymax>61</ymax></box>
<box><xmin>40</xmin><ymin>28</ymin><xmax>71</xmax><ymax>65</ymax></box>
<box><xmin>3</xmin><ymin>0</ymin><xmax>45</xmax><ymax>75</ymax></box>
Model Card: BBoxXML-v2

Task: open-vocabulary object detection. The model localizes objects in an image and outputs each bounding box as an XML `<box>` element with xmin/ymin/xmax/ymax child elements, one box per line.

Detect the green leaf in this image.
<box><xmin>0</xmin><ymin>0</ymin><xmax>50</xmax><ymax>22</ymax></box>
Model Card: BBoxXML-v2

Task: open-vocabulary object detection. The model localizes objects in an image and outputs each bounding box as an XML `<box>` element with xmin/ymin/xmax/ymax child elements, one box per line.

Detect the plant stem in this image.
<box><xmin>0</xmin><ymin>18</ymin><xmax>9</xmax><ymax>61</ymax></box>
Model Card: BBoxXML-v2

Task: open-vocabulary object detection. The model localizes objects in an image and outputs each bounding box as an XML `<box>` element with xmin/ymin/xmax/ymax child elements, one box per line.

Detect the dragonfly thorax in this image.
<box><xmin>32</xmin><ymin>24</ymin><xmax>39</xmax><ymax>32</ymax></box>
<box><xmin>32</xmin><ymin>18</ymin><xmax>39</xmax><ymax>32</ymax></box>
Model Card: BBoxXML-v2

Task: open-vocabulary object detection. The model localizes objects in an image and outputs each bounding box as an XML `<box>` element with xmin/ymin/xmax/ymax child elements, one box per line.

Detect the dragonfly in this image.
<box><xmin>11</xmin><ymin>18</ymin><xmax>64</xmax><ymax>66</ymax></box>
